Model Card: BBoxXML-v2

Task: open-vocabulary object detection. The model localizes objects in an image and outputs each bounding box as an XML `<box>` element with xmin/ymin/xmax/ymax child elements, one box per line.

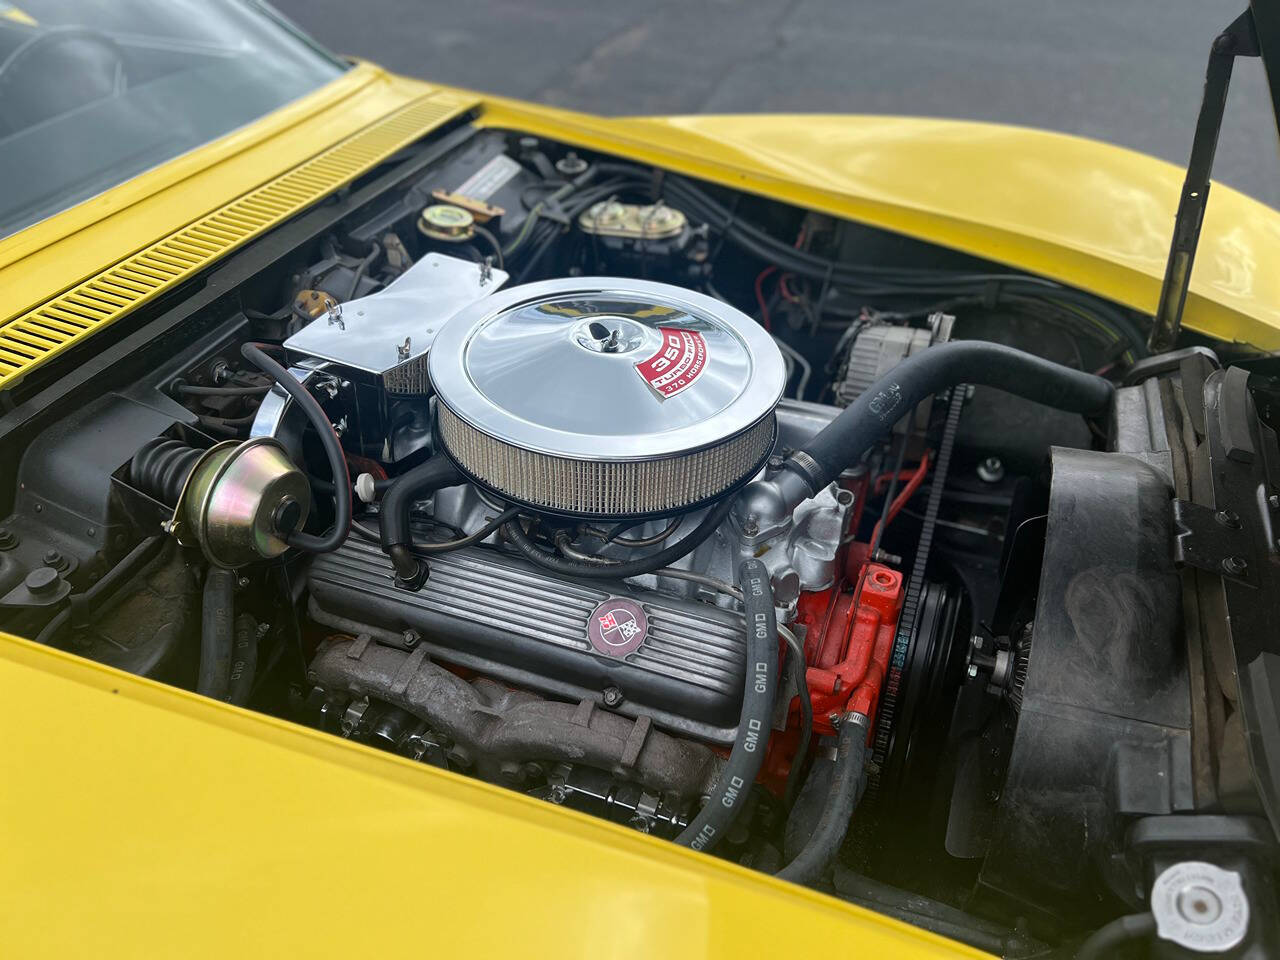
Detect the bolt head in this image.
<box><xmin>445</xmin><ymin>745</ymin><xmax>471</xmax><ymax>768</ymax></box>
<box><xmin>1214</xmin><ymin>509</ymin><xmax>1241</xmax><ymax>529</ymax></box>
<box><xmin>602</xmin><ymin>686</ymin><xmax>623</xmax><ymax>707</ymax></box>
<box><xmin>967</xmin><ymin>663</ymin><xmax>980</xmax><ymax>679</ymax></box>
<box><xmin>1222</xmin><ymin>555</ymin><xmax>1248</xmax><ymax>576</ymax></box>
<box><xmin>977</xmin><ymin>457</ymin><xmax>1005</xmax><ymax>482</ymax></box>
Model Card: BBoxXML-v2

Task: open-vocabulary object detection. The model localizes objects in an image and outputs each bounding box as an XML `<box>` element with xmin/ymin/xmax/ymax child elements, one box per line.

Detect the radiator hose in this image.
<box><xmin>776</xmin><ymin>340</ymin><xmax>1115</xmax><ymax>508</ymax></box>
<box><xmin>198</xmin><ymin>567</ymin><xmax>235</xmax><ymax>701</ymax></box>
<box><xmin>776</xmin><ymin>711</ymin><xmax>870</xmax><ymax>884</ymax></box>
<box><xmin>675</xmin><ymin>558</ymin><xmax>778</xmax><ymax>852</ymax></box>
<box><xmin>1075</xmin><ymin>913</ymin><xmax>1156</xmax><ymax>960</ymax></box>
<box><xmin>228</xmin><ymin>614</ymin><xmax>259</xmax><ymax>707</ymax></box>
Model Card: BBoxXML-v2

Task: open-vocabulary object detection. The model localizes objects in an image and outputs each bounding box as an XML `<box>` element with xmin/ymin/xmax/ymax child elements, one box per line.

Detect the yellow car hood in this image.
<box><xmin>6</xmin><ymin>69</ymin><xmax>1280</xmax><ymax>957</ymax></box>
<box><xmin>6</xmin><ymin>70</ymin><xmax>1280</xmax><ymax>389</ymax></box>
<box><xmin>0</xmin><ymin>632</ymin><xmax>988</xmax><ymax>959</ymax></box>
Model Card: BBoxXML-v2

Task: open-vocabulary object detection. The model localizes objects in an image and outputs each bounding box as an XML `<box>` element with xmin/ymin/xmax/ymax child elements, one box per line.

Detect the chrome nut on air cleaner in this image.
<box><xmin>167</xmin><ymin>437</ymin><xmax>312</xmax><ymax>569</ymax></box>
<box><xmin>428</xmin><ymin>277</ymin><xmax>787</xmax><ymax>518</ymax></box>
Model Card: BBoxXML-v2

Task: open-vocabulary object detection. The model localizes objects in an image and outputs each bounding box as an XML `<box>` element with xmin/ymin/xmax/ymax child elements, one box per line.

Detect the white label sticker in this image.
<box><xmin>454</xmin><ymin>154</ymin><xmax>522</xmax><ymax>201</ymax></box>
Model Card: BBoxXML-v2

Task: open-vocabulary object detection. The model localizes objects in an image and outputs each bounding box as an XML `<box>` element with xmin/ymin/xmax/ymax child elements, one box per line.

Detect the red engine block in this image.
<box><xmin>760</xmin><ymin>561</ymin><xmax>905</xmax><ymax>792</ymax></box>
<box><xmin>798</xmin><ymin>564</ymin><xmax>905</xmax><ymax>731</ymax></box>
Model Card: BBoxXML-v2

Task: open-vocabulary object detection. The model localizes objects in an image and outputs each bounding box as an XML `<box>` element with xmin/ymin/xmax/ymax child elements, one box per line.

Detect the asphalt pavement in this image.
<box><xmin>273</xmin><ymin>0</ymin><xmax>1280</xmax><ymax>208</ymax></box>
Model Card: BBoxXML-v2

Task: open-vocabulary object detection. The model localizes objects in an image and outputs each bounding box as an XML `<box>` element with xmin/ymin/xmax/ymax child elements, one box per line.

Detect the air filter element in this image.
<box><xmin>429</xmin><ymin>278</ymin><xmax>786</xmax><ymax>518</ymax></box>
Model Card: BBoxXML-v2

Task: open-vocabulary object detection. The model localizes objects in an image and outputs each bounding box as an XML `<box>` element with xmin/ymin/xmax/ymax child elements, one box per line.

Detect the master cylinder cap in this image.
<box><xmin>429</xmin><ymin>277</ymin><xmax>786</xmax><ymax>518</ymax></box>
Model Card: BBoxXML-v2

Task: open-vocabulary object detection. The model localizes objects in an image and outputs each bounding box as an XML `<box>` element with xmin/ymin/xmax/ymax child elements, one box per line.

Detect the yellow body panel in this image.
<box><xmin>6</xmin><ymin>69</ymin><xmax>1280</xmax><ymax>378</ymax></box>
<box><xmin>5</xmin><ymin>59</ymin><xmax>1279</xmax><ymax>956</ymax></box>
<box><xmin>0</xmin><ymin>64</ymin><xmax>477</xmax><ymax>389</ymax></box>
<box><xmin>0</xmin><ymin>632</ymin><xmax>988</xmax><ymax>959</ymax></box>
<box><xmin>0</xmin><ymin>64</ymin><xmax>436</xmax><ymax>314</ymax></box>
<box><xmin>0</xmin><ymin>89</ymin><xmax>476</xmax><ymax>389</ymax></box>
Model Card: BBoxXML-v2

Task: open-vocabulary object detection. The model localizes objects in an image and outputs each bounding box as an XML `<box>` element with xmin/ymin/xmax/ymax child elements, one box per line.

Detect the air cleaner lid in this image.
<box><xmin>428</xmin><ymin>277</ymin><xmax>786</xmax><ymax>462</ymax></box>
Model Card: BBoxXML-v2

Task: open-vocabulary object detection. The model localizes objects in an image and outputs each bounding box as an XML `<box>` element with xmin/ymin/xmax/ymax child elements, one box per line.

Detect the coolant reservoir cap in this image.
<box><xmin>1151</xmin><ymin>861</ymin><xmax>1249</xmax><ymax>952</ymax></box>
<box><xmin>428</xmin><ymin>277</ymin><xmax>785</xmax><ymax>461</ymax></box>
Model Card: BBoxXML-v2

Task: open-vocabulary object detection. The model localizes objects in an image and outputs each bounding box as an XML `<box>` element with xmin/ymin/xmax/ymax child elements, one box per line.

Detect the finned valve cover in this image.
<box><xmin>429</xmin><ymin>278</ymin><xmax>786</xmax><ymax>517</ymax></box>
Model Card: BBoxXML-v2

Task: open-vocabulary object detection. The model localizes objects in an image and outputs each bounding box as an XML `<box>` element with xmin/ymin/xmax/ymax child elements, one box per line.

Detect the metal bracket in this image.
<box><xmin>1171</xmin><ymin>498</ymin><xmax>1257</xmax><ymax>586</ymax></box>
<box><xmin>1149</xmin><ymin>9</ymin><xmax>1262</xmax><ymax>352</ymax></box>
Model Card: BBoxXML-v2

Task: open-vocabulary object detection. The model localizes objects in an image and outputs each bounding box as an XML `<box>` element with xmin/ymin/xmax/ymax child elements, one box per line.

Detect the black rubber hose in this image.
<box><xmin>32</xmin><ymin>535</ymin><xmax>166</xmax><ymax>646</ymax></box>
<box><xmin>198</xmin><ymin>568</ymin><xmax>234</xmax><ymax>701</ymax></box>
<box><xmin>1075</xmin><ymin>913</ymin><xmax>1157</xmax><ymax>960</ymax></box>
<box><xmin>776</xmin><ymin>711</ymin><xmax>870</xmax><ymax>884</ymax></box>
<box><xmin>347</xmin><ymin>243</ymin><xmax>380</xmax><ymax>299</ymax></box>
<box><xmin>228</xmin><ymin>613</ymin><xmax>259</xmax><ymax>707</ymax></box>
<box><xmin>174</xmin><ymin>382</ymin><xmax>270</xmax><ymax>397</ymax></box>
<box><xmin>411</xmin><ymin>506</ymin><xmax>521</xmax><ymax>555</ymax></box>
<box><xmin>240</xmin><ymin>342</ymin><xmax>350</xmax><ymax>553</ymax></box>
<box><xmin>354</xmin><ymin>506</ymin><xmax>522</xmax><ymax>556</ymax></box>
<box><xmin>199</xmin><ymin>411</ymin><xmax>259</xmax><ymax>427</ymax></box>
<box><xmin>675</xmin><ymin>558</ymin><xmax>778</xmax><ymax>852</ymax></box>
<box><xmin>831</xmin><ymin>867</ymin><xmax>1025</xmax><ymax>955</ymax></box>
<box><xmin>379</xmin><ymin>453</ymin><xmax>464</xmax><ymax>582</ymax></box>
<box><xmin>472</xmin><ymin>224</ymin><xmax>505</xmax><ymax>269</ymax></box>
<box><xmin>780</xmin><ymin>628</ymin><xmax>815</xmax><ymax>810</ymax></box>
<box><xmin>309</xmin><ymin>473</ymin><xmax>394</xmax><ymax>496</ymax></box>
<box><xmin>502</xmin><ymin>496</ymin><xmax>735</xmax><ymax>581</ymax></box>
<box><xmin>785</xmin><ymin>340</ymin><xmax>1115</xmax><ymax>498</ymax></box>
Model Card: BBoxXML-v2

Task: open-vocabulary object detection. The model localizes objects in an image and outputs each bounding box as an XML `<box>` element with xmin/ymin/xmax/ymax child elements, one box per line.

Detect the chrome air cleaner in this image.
<box><xmin>428</xmin><ymin>278</ymin><xmax>786</xmax><ymax>517</ymax></box>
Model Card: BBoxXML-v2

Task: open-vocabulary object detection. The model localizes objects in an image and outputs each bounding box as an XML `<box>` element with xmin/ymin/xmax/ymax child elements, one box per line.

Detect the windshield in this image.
<box><xmin>0</xmin><ymin>0</ymin><xmax>346</xmax><ymax>238</ymax></box>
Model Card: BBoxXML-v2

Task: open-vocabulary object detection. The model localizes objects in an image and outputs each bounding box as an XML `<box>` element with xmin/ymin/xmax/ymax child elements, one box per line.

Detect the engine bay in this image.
<box><xmin>4</xmin><ymin>122</ymin><xmax>1280</xmax><ymax>957</ymax></box>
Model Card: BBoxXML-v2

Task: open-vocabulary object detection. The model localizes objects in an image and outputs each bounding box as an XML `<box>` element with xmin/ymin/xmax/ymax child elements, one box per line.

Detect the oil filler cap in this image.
<box><xmin>1151</xmin><ymin>861</ymin><xmax>1249</xmax><ymax>953</ymax></box>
